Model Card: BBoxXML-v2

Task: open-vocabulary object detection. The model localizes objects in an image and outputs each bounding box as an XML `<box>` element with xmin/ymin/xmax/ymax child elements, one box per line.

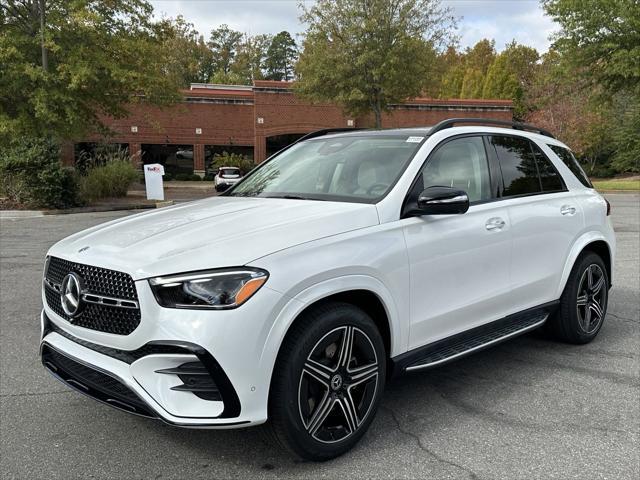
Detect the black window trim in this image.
<box><xmin>486</xmin><ymin>133</ymin><xmax>569</xmax><ymax>202</ymax></box>
<box><xmin>401</xmin><ymin>132</ymin><xmax>572</xmax><ymax>217</ymax></box>
<box><xmin>528</xmin><ymin>138</ymin><xmax>567</xmax><ymax>194</ymax></box>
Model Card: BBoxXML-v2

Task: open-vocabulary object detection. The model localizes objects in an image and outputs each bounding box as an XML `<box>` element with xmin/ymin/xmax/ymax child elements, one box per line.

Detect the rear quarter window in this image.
<box><xmin>548</xmin><ymin>145</ymin><xmax>593</xmax><ymax>188</ymax></box>
<box><xmin>531</xmin><ymin>143</ymin><xmax>565</xmax><ymax>192</ymax></box>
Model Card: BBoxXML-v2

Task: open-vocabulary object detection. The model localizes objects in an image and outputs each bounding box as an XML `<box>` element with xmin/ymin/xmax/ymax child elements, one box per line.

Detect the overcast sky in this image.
<box><xmin>149</xmin><ymin>0</ymin><xmax>558</xmax><ymax>52</ymax></box>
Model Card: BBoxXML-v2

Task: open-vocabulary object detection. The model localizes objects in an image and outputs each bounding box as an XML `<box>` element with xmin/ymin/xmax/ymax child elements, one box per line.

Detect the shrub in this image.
<box><xmin>210</xmin><ymin>151</ymin><xmax>255</xmax><ymax>176</ymax></box>
<box><xmin>78</xmin><ymin>160</ymin><xmax>139</xmax><ymax>202</ymax></box>
<box><xmin>76</xmin><ymin>144</ymin><xmax>135</xmax><ymax>174</ymax></box>
<box><xmin>0</xmin><ymin>138</ymin><xmax>79</xmax><ymax>209</ymax></box>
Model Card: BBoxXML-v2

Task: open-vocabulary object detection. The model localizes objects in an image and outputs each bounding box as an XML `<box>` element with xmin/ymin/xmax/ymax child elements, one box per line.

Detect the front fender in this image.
<box><xmin>258</xmin><ymin>274</ymin><xmax>406</xmax><ymax>381</ymax></box>
<box><xmin>253</xmin><ymin>274</ymin><xmax>405</xmax><ymax>418</ymax></box>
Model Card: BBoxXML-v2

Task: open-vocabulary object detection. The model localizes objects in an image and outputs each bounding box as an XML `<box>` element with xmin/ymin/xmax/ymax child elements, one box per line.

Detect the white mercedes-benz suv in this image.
<box><xmin>40</xmin><ymin>118</ymin><xmax>615</xmax><ymax>460</ymax></box>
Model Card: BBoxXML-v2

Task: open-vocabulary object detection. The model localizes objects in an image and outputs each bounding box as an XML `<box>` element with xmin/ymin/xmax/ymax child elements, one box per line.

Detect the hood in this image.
<box><xmin>48</xmin><ymin>196</ymin><xmax>379</xmax><ymax>280</ymax></box>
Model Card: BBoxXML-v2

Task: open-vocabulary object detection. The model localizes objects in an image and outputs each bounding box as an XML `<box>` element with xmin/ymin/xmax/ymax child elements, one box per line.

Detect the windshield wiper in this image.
<box><xmin>265</xmin><ymin>194</ymin><xmax>324</xmax><ymax>201</ymax></box>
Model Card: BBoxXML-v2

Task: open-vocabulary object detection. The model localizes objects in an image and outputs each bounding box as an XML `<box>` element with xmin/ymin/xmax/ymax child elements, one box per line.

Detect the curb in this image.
<box><xmin>597</xmin><ymin>190</ymin><xmax>640</xmax><ymax>194</ymax></box>
<box><xmin>0</xmin><ymin>210</ymin><xmax>45</xmax><ymax>219</ymax></box>
<box><xmin>41</xmin><ymin>204</ymin><xmax>158</xmax><ymax>215</ymax></box>
<box><xmin>1</xmin><ymin>204</ymin><xmax>156</xmax><ymax>218</ymax></box>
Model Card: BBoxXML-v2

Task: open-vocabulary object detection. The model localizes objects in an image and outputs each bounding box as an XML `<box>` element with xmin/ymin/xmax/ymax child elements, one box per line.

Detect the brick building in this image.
<box><xmin>68</xmin><ymin>80</ymin><xmax>513</xmax><ymax>176</ymax></box>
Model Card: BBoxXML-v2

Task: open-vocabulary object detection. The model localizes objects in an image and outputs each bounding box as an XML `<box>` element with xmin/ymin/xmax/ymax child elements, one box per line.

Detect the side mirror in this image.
<box><xmin>416</xmin><ymin>186</ymin><xmax>469</xmax><ymax>215</ymax></box>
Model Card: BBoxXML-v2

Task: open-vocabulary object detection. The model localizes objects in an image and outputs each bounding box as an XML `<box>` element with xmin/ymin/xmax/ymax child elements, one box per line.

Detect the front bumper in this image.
<box><xmin>41</xmin><ymin>312</ymin><xmax>248</xmax><ymax>427</ymax></box>
<box><xmin>39</xmin><ymin>280</ymin><xmax>288</xmax><ymax>427</ymax></box>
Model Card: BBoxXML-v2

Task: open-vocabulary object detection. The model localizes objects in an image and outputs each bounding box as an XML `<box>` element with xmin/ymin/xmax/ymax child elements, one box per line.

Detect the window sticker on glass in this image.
<box><xmin>406</xmin><ymin>136</ymin><xmax>424</xmax><ymax>143</ymax></box>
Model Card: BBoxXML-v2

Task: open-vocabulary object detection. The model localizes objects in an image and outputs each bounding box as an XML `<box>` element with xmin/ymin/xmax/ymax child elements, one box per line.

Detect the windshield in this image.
<box><xmin>228</xmin><ymin>135</ymin><xmax>423</xmax><ymax>202</ymax></box>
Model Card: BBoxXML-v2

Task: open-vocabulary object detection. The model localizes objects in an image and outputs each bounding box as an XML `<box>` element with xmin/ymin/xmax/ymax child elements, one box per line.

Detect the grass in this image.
<box><xmin>592</xmin><ymin>177</ymin><xmax>640</xmax><ymax>192</ymax></box>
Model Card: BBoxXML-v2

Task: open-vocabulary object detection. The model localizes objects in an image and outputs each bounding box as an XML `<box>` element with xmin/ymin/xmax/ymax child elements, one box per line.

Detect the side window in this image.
<box><xmin>420</xmin><ymin>136</ymin><xmax>491</xmax><ymax>203</ymax></box>
<box><xmin>490</xmin><ymin>135</ymin><xmax>542</xmax><ymax>197</ymax></box>
<box><xmin>531</xmin><ymin>142</ymin><xmax>565</xmax><ymax>192</ymax></box>
<box><xmin>549</xmin><ymin>144</ymin><xmax>593</xmax><ymax>188</ymax></box>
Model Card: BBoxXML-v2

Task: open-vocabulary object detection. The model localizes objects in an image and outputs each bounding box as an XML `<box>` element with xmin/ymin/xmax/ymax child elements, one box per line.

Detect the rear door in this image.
<box><xmin>487</xmin><ymin>134</ymin><xmax>584</xmax><ymax>312</ymax></box>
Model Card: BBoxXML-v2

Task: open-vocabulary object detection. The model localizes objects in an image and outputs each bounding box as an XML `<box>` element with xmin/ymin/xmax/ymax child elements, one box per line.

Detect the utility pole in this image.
<box><xmin>39</xmin><ymin>0</ymin><xmax>48</xmax><ymax>72</ymax></box>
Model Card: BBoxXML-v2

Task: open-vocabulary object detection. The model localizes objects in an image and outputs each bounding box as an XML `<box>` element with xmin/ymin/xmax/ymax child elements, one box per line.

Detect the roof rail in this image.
<box><xmin>429</xmin><ymin>118</ymin><xmax>555</xmax><ymax>139</ymax></box>
<box><xmin>296</xmin><ymin>127</ymin><xmax>365</xmax><ymax>143</ymax></box>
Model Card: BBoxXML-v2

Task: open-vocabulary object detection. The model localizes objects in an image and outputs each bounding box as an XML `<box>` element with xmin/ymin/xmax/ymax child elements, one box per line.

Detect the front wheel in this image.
<box><xmin>547</xmin><ymin>252</ymin><xmax>609</xmax><ymax>344</ymax></box>
<box><xmin>266</xmin><ymin>302</ymin><xmax>386</xmax><ymax>461</ymax></box>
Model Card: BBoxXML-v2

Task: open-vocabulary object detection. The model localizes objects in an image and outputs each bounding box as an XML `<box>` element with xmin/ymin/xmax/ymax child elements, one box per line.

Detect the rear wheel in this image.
<box><xmin>547</xmin><ymin>252</ymin><xmax>609</xmax><ymax>344</ymax></box>
<box><xmin>266</xmin><ymin>302</ymin><xmax>386</xmax><ymax>461</ymax></box>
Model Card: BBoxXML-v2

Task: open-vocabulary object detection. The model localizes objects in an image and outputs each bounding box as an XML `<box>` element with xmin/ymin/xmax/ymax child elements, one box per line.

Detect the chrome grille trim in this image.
<box><xmin>43</xmin><ymin>280</ymin><xmax>139</xmax><ymax>309</ymax></box>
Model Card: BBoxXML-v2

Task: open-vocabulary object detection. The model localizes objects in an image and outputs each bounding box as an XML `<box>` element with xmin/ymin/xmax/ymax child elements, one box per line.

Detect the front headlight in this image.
<box><xmin>149</xmin><ymin>268</ymin><xmax>268</xmax><ymax>309</ymax></box>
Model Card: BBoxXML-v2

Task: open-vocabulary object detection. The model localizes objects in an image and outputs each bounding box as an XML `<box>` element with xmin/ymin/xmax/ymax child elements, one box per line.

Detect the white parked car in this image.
<box><xmin>175</xmin><ymin>149</ymin><xmax>193</xmax><ymax>159</ymax></box>
<box><xmin>40</xmin><ymin>119</ymin><xmax>615</xmax><ymax>460</ymax></box>
<box><xmin>214</xmin><ymin>166</ymin><xmax>242</xmax><ymax>191</ymax></box>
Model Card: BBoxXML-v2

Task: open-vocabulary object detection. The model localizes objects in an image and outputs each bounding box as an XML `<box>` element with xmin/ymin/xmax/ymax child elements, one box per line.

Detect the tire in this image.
<box><xmin>266</xmin><ymin>302</ymin><xmax>386</xmax><ymax>461</ymax></box>
<box><xmin>546</xmin><ymin>252</ymin><xmax>609</xmax><ymax>344</ymax></box>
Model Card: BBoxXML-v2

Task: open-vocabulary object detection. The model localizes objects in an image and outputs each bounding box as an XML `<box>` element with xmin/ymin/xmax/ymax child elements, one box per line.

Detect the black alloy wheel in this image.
<box><xmin>266</xmin><ymin>302</ymin><xmax>386</xmax><ymax>461</ymax></box>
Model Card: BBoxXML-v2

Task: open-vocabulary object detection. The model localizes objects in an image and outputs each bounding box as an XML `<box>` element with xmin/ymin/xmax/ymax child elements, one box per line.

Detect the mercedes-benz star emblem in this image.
<box><xmin>330</xmin><ymin>374</ymin><xmax>343</xmax><ymax>391</ymax></box>
<box><xmin>60</xmin><ymin>272</ymin><xmax>83</xmax><ymax>317</ymax></box>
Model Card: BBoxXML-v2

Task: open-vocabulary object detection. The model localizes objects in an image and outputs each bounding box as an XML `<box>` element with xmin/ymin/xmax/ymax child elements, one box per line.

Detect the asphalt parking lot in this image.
<box><xmin>1</xmin><ymin>194</ymin><xmax>638</xmax><ymax>479</ymax></box>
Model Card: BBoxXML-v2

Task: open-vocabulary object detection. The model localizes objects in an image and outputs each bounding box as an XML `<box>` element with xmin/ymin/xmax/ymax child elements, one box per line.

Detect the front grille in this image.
<box><xmin>46</xmin><ymin>257</ymin><xmax>137</xmax><ymax>300</ymax></box>
<box><xmin>42</xmin><ymin>344</ymin><xmax>155</xmax><ymax>418</ymax></box>
<box><xmin>44</xmin><ymin>256</ymin><xmax>141</xmax><ymax>335</ymax></box>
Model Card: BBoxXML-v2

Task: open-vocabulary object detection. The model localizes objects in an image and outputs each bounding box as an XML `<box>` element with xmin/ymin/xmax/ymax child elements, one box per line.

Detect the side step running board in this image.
<box><xmin>395</xmin><ymin>307</ymin><xmax>553</xmax><ymax>374</ymax></box>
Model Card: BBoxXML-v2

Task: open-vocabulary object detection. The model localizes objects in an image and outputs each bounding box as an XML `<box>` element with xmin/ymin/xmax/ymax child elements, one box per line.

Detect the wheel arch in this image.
<box><xmin>582</xmin><ymin>240</ymin><xmax>612</xmax><ymax>287</ymax></box>
<box><xmin>285</xmin><ymin>289</ymin><xmax>392</xmax><ymax>358</ymax></box>
<box><xmin>260</xmin><ymin>276</ymin><xmax>403</xmax><ymax>407</ymax></box>
<box><xmin>557</xmin><ymin>233</ymin><xmax>613</xmax><ymax>298</ymax></box>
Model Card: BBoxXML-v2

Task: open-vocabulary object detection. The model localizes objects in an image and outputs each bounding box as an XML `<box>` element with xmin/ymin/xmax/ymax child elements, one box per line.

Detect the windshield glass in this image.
<box><xmin>228</xmin><ymin>135</ymin><xmax>423</xmax><ymax>202</ymax></box>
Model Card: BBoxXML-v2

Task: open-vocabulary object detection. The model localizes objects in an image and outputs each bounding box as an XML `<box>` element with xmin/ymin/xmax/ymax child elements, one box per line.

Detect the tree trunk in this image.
<box><xmin>39</xmin><ymin>0</ymin><xmax>48</xmax><ymax>72</ymax></box>
<box><xmin>373</xmin><ymin>99</ymin><xmax>382</xmax><ymax>129</ymax></box>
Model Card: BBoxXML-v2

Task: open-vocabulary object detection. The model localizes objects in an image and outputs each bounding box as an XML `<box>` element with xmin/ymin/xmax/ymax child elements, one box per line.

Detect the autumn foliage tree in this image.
<box><xmin>541</xmin><ymin>0</ymin><xmax>640</xmax><ymax>173</ymax></box>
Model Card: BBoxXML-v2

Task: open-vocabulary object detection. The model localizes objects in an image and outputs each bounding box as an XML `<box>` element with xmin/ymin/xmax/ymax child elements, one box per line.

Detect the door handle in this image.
<box><xmin>560</xmin><ymin>205</ymin><xmax>577</xmax><ymax>216</ymax></box>
<box><xmin>485</xmin><ymin>217</ymin><xmax>506</xmax><ymax>231</ymax></box>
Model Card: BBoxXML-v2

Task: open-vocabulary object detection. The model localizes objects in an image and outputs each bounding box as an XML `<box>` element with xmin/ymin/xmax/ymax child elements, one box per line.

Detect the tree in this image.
<box><xmin>435</xmin><ymin>46</ymin><xmax>464</xmax><ymax>98</ymax></box>
<box><xmin>542</xmin><ymin>0</ymin><xmax>640</xmax><ymax>174</ymax></box>
<box><xmin>543</xmin><ymin>0</ymin><xmax>640</xmax><ymax>96</ymax></box>
<box><xmin>153</xmin><ymin>16</ymin><xmax>215</xmax><ymax>86</ymax></box>
<box><xmin>482</xmin><ymin>41</ymin><xmax>539</xmax><ymax>118</ymax></box>
<box><xmin>232</xmin><ymin>33</ymin><xmax>271</xmax><ymax>84</ymax></box>
<box><xmin>610</xmin><ymin>93</ymin><xmax>640</xmax><ymax>173</ymax></box>
<box><xmin>525</xmin><ymin>50</ymin><xmax>615</xmax><ymax>174</ymax></box>
<box><xmin>459</xmin><ymin>39</ymin><xmax>496</xmax><ymax>98</ymax></box>
<box><xmin>0</xmin><ymin>0</ymin><xmax>181</xmax><ymax>142</ymax></box>
<box><xmin>265</xmin><ymin>31</ymin><xmax>298</xmax><ymax>81</ymax></box>
<box><xmin>208</xmin><ymin>24</ymin><xmax>243</xmax><ymax>81</ymax></box>
<box><xmin>296</xmin><ymin>0</ymin><xmax>456</xmax><ymax>127</ymax></box>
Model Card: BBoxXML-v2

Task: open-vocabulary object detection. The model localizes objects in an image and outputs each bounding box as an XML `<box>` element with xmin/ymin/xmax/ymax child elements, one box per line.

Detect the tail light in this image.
<box><xmin>605</xmin><ymin>198</ymin><xmax>611</xmax><ymax>216</ymax></box>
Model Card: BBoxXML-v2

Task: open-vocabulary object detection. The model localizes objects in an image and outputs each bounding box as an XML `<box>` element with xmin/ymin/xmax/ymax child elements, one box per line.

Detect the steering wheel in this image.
<box><xmin>366</xmin><ymin>183</ymin><xmax>390</xmax><ymax>196</ymax></box>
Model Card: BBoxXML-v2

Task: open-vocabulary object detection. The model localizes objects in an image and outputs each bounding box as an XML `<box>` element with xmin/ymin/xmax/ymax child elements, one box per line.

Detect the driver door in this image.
<box><xmin>402</xmin><ymin>136</ymin><xmax>513</xmax><ymax>350</ymax></box>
